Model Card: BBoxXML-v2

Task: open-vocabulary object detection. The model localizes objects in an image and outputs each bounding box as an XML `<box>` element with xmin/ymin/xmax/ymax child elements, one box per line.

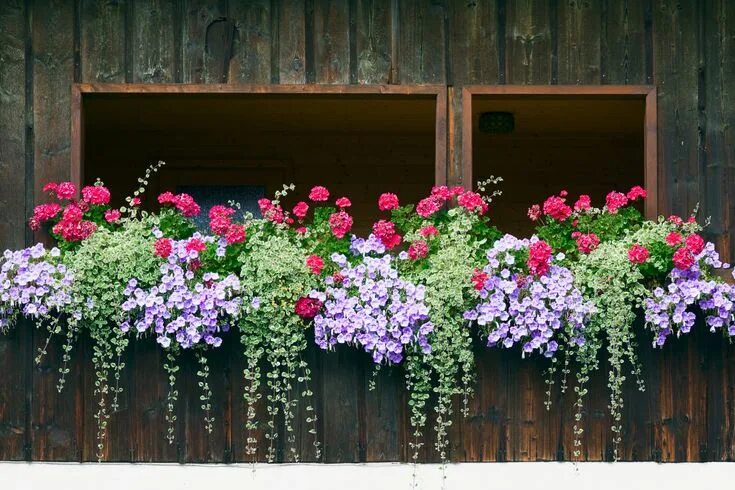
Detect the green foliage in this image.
<box><xmin>237</xmin><ymin>222</ymin><xmax>319</xmax><ymax>462</ymax></box>
<box><xmin>63</xmin><ymin>216</ymin><xmax>160</xmax><ymax>460</ymax></box>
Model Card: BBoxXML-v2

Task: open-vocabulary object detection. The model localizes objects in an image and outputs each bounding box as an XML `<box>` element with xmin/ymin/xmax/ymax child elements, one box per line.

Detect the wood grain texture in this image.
<box><xmin>228</xmin><ymin>0</ymin><xmax>272</xmax><ymax>83</ymax></box>
<box><xmin>313</xmin><ymin>0</ymin><xmax>350</xmax><ymax>83</ymax></box>
<box><xmin>557</xmin><ymin>0</ymin><xmax>601</xmax><ymax>84</ymax></box>
<box><xmin>31</xmin><ymin>0</ymin><xmax>81</xmax><ymax>462</ymax></box>
<box><xmin>600</xmin><ymin>0</ymin><xmax>646</xmax><ymax>85</ymax></box>
<box><xmin>397</xmin><ymin>0</ymin><xmax>447</xmax><ymax>83</ymax></box>
<box><xmin>131</xmin><ymin>0</ymin><xmax>176</xmax><ymax>83</ymax></box>
<box><xmin>354</xmin><ymin>0</ymin><xmax>392</xmax><ymax>84</ymax></box>
<box><xmin>505</xmin><ymin>0</ymin><xmax>551</xmax><ymax>85</ymax></box>
<box><xmin>182</xmin><ymin>0</ymin><xmax>228</xmax><ymax>83</ymax></box>
<box><xmin>278</xmin><ymin>0</ymin><xmax>306</xmax><ymax>83</ymax></box>
<box><xmin>0</xmin><ymin>0</ymin><xmax>27</xmax><ymax>462</ymax></box>
<box><xmin>80</xmin><ymin>0</ymin><xmax>126</xmax><ymax>83</ymax></box>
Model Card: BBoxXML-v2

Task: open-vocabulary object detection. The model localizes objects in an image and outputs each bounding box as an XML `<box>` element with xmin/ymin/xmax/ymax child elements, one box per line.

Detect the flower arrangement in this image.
<box><xmin>2</xmin><ymin>163</ymin><xmax>734</xmax><ymax>470</ymax></box>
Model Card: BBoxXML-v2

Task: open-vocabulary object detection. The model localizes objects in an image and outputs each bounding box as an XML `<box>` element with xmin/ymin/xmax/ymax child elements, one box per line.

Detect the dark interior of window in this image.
<box><xmin>471</xmin><ymin>95</ymin><xmax>646</xmax><ymax>235</ymax></box>
<box><xmin>83</xmin><ymin>93</ymin><xmax>438</xmax><ymax>233</ymax></box>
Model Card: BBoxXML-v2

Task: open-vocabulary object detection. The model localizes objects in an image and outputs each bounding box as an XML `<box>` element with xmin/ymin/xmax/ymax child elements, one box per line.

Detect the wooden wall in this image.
<box><xmin>0</xmin><ymin>0</ymin><xmax>734</xmax><ymax>463</ymax></box>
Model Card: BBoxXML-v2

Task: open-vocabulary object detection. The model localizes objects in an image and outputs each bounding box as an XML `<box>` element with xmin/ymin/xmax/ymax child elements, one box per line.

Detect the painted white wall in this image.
<box><xmin>1</xmin><ymin>462</ymin><xmax>734</xmax><ymax>490</ymax></box>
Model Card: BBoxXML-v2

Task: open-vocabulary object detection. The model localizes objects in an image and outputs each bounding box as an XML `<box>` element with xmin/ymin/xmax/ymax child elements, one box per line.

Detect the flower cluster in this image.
<box><xmin>120</xmin><ymin>235</ymin><xmax>243</xmax><ymax>349</ymax></box>
<box><xmin>311</xmin><ymin>237</ymin><xmax>433</xmax><ymax>364</ymax></box>
<box><xmin>158</xmin><ymin>191</ymin><xmax>201</xmax><ymax>218</ymax></box>
<box><xmin>464</xmin><ymin>235</ymin><xmax>593</xmax><ymax>357</ymax></box>
<box><xmin>0</xmin><ymin>244</ymin><xmax>75</xmax><ymax>330</ymax></box>
<box><xmin>644</xmin><ymin>243</ymin><xmax>734</xmax><ymax>345</ymax></box>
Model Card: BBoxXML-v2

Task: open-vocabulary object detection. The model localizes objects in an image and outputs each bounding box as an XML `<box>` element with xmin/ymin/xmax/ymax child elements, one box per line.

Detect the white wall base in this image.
<box><xmin>1</xmin><ymin>461</ymin><xmax>733</xmax><ymax>490</ymax></box>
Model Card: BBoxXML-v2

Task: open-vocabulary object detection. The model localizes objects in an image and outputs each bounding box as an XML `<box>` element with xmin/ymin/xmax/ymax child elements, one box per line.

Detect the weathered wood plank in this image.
<box><xmin>449</xmin><ymin>0</ymin><xmax>498</xmax><ymax>85</ymax></box>
<box><xmin>228</xmin><ymin>0</ymin><xmax>272</xmax><ymax>84</ymax></box>
<box><xmin>131</xmin><ymin>0</ymin><xmax>177</xmax><ymax>83</ymax></box>
<box><xmin>702</xmin><ymin>0</ymin><xmax>734</xmax><ymax>264</ymax></box>
<box><xmin>505</xmin><ymin>0</ymin><xmax>552</xmax><ymax>85</ymax></box>
<box><xmin>321</xmin><ymin>348</ymin><xmax>362</xmax><ymax>462</ymax></box>
<box><xmin>182</xmin><ymin>0</ymin><xmax>228</xmax><ymax>83</ymax></box>
<box><xmin>0</xmin><ymin>1</ymin><xmax>27</xmax><ymax>461</ymax></box>
<box><xmin>354</xmin><ymin>0</ymin><xmax>392</xmax><ymax>84</ymax></box>
<box><xmin>653</xmin><ymin>0</ymin><xmax>700</xmax><ymax>228</ymax></box>
<box><xmin>397</xmin><ymin>0</ymin><xmax>447</xmax><ymax>83</ymax></box>
<box><xmin>278</xmin><ymin>0</ymin><xmax>307</xmax><ymax>83</ymax></box>
<box><xmin>31</xmin><ymin>0</ymin><xmax>81</xmax><ymax>462</ymax></box>
<box><xmin>313</xmin><ymin>0</ymin><xmax>350</xmax><ymax>83</ymax></box>
<box><xmin>557</xmin><ymin>0</ymin><xmax>601</xmax><ymax>84</ymax></box>
<box><xmin>600</xmin><ymin>0</ymin><xmax>645</xmax><ymax>85</ymax></box>
<box><xmin>80</xmin><ymin>0</ymin><xmax>126</xmax><ymax>83</ymax></box>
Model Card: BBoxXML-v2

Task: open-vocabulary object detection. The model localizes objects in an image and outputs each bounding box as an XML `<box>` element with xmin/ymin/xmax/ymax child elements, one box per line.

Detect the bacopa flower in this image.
<box><xmin>542</xmin><ymin>194</ymin><xmax>572</xmax><ymax>221</ymax></box>
<box><xmin>605</xmin><ymin>191</ymin><xmax>628</xmax><ymax>214</ymax></box>
<box><xmin>628</xmin><ymin>244</ymin><xmax>650</xmax><ymax>264</ymax></box>
<box><xmin>575</xmin><ymin>233</ymin><xmax>600</xmax><ymax>254</ymax></box>
<box><xmin>154</xmin><ymin>237</ymin><xmax>173</xmax><ymax>258</ymax></box>
<box><xmin>225</xmin><ymin>224</ymin><xmax>246</xmax><ymax>245</ymax></box>
<box><xmin>408</xmin><ymin>240</ymin><xmax>428</xmax><ymax>260</ymax></box>
<box><xmin>457</xmin><ymin>191</ymin><xmax>488</xmax><ymax>214</ymax></box>
<box><xmin>685</xmin><ymin>234</ymin><xmax>705</xmax><ymax>255</ymax></box>
<box><xmin>419</xmin><ymin>225</ymin><xmax>438</xmax><ymax>238</ymax></box>
<box><xmin>292</xmin><ymin>201</ymin><xmax>309</xmax><ymax>219</ymax></box>
<box><xmin>673</xmin><ymin>247</ymin><xmax>695</xmax><ymax>270</ymax></box>
<box><xmin>309</xmin><ymin>186</ymin><xmax>330</xmax><ymax>202</ymax></box>
<box><xmin>295</xmin><ymin>296</ymin><xmax>322</xmax><ymax>319</ymax></box>
<box><xmin>527</xmin><ymin>204</ymin><xmax>541</xmax><ymax>221</ymax></box>
<box><xmin>527</xmin><ymin>240</ymin><xmax>552</xmax><ymax>276</ymax></box>
<box><xmin>335</xmin><ymin>197</ymin><xmax>351</xmax><ymax>208</ymax></box>
<box><xmin>306</xmin><ymin>254</ymin><xmax>325</xmax><ymax>274</ymax></box>
<box><xmin>416</xmin><ymin>197</ymin><xmax>442</xmax><ymax>218</ymax></box>
<box><xmin>81</xmin><ymin>185</ymin><xmax>111</xmax><ymax>205</ymax></box>
<box><xmin>665</xmin><ymin>232</ymin><xmax>683</xmax><ymax>246</ymax></box>
<box><xmin>627</xmin><ymin>185</ymin><xmax>647</xmax><ymax>201</ymax></box>
<box><xmin>55</xmin><ymin>182</ymin><xmax>76</xmax><ymax>200</ymax></box>
<box><xmin>104</xmin><ymin>209</ymin><xmax>121</xmax><ymax>223</ymax></box>
<box><xmin>378</xmin><ymin>193</ymin><xmax>399</xmax><ymax>211</ymax></box>
<box><xmin>574</xmin><ymin>195</ymin><xmax>592</xmax><ymax>212</ymax></box>
<box><xmin>328</xmin><ymin>210</ymin><xmax>353</xmax><ymax>239</ymax></box>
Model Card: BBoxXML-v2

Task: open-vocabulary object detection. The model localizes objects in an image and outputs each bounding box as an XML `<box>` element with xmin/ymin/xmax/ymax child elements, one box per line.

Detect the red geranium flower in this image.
<box><xmin>104</xmin><ymin>209</ymin><xmax>121</xmax><ymax>223</ymax></box>
<box><xmin>542</xmin><ymin>194</ymin><xmax>572</xmax><ymax>221</ymax></box>
<box><xmin>527</xmin><ymin>240</ymin><xmax>552</xmax><ymax>276</ymax></box>
<box><xmin>575</xmin><ymin>233</ymin><xmax>600</xmax><ymax>254</ymax></box>
<box><xmin>309</xmin><ymin>186</ymin><xmax>330</xmax><ymax>202</ymax></box>
<box><xmin>328</xmin><ymin>210</ymin><xmax>353</xmax><ymax>239</ymax></box>
<box><xmin>408</xmin><ymin>240</ymin><xmax>429</xmax><ymax>260</ymax></box>
<box><xmin>665</xmin><ymin>232</ymin><xmax>683</xmax><ymax>247</ymax></box>
<box><xmin>457</xmin><ymin>191</ymin><xmax>488</xmax><ymax>214</ymax></box>
<box><xmin>185</xmin><ymin>238</ymin><xmax>206</xmax><ymax>254</ymax></box>
<box><xmin>292</xmin><ymin>201</ymin><xmax>309</xmax><ymax>219</ymax></box>
<box><xmin>335</xmin><ymin>197</ymin><xmax>351</xmax><ymax>208</ymax></box>
<box><xmin>295</xmin><ymin>297</ymin><xmax>323</xmax><ymax>319</ymax></box>
<box><xmin>154</xmin><ymin>237</ymin><xmax>173</xmax><ymax>258</ymax></box>
<box><xmin>626</xmin><ymin>185</ymin><xmax>647</xmax><ymax>201</ymax></box>
<box><xmin>685</xmin><ymin>234</ymin><xmax>705</xmax><ymax>255</ymax></box>
<box><xmin>416</xmin><ymin>197</ymin><xmax>442</xmax><ymax>218</ymax></box>
<box><xmin>306</xmin><ymin>254</ymin><xmax>325</xmax><ymax>275</ymax></box>
<box><xmin>419</xmin><ymin>225</ymin><xmax>438</xmax><ymax>238</ymax></box>
<box><xmin>471</xmin><ymin>268</ymin><xmax>488</xmax><ymax>291</ymax></box>
<box><xmin>627</xmin><ymin>244</ymin><xmax>649</xmax><ymax>264</ymax></box>
<box><xmin>81</xmin><ymin>185</ymin><xmax>111</xmax><ymax>205</ymax></box>
<box><xmin>55</xmin><ymin>182</ymin><xmax>76</xmax><ymax>200</ymax></box>
<box><xmin>673</xmin><ymin>247</ymin><xmax>695</xmax><ymax>270</ymax></box>
<box><xmin>225</xmin><ymin>224</ymin><xmax>246</xmax><ymax>244</ymax></box>
<box><xmin>378</xmin><ymin>193</ymin><xmax>400</xmax><ymax>211</ymax></box>
<box><xmin>527</xmin><ymin>204</ymin><xmax>541</xmax><ymax>221</ymax></box>
<box><xmin>574</xmin><ymin>195</ymin><xmax>592</xmax><ymax>212</ymax></box>
<box><xmin>605</xmin><ymin>191</ymin><xmax>628</xmax><ymax>214</ymax></box>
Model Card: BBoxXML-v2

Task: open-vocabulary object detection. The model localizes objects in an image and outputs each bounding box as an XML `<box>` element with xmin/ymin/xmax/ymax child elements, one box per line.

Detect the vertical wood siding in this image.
<box><xmin>0</xmin><ymin>0</ymin><xmax>733</xmax><ymax>463</ymax></box>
